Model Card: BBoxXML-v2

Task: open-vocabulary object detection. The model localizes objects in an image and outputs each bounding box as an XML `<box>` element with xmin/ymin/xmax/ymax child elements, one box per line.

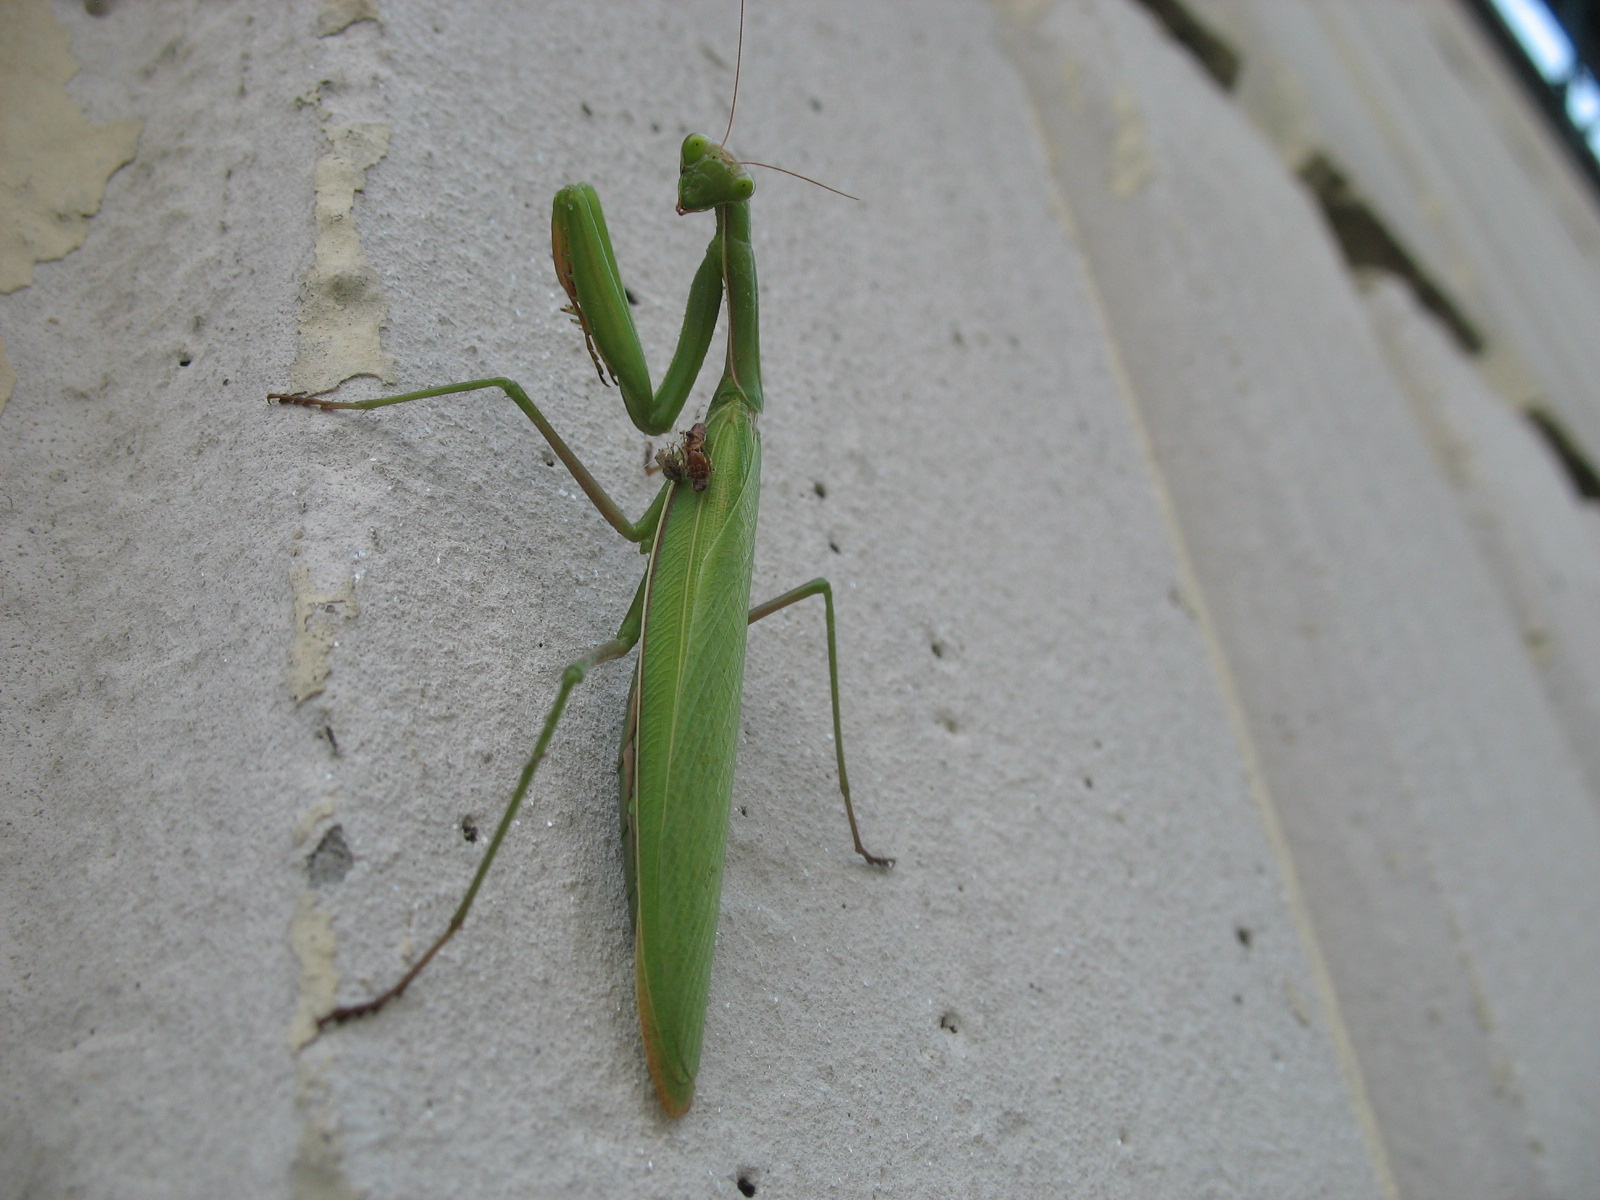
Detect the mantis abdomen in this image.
<box><xmin>624</xmin><ymin>398</ymin><xmax>762</xmax><ymax>1116</ymax></box>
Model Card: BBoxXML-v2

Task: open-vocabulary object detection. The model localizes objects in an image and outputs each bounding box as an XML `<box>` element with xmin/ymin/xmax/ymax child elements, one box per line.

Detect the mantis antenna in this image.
<box><xmin>722</xmin><ymin>0</ymin><xmax>745</xmax><ymax>147</ymax></box>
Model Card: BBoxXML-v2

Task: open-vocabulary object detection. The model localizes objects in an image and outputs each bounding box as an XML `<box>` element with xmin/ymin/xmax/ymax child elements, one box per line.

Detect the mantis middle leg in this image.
<box><xmin>748</xmin><ymin>579</ymin><xmax>894</xmax><ymax>868</ymax></box>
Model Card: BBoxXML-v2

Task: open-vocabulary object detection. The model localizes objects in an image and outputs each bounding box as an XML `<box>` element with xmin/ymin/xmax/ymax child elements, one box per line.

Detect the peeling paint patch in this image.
<box><xmin>288</xmin><ymin>890</ymin><xmax>340</xmax><ymax>1051</ymax></box>
<box><xmin>0</xmin><ymin>339</ymin><xmax>13</xmax><ymax>416</ymax></box>
<box><xmin>317</xmin><ymin>0</ymin><xmax>380</xmax><ymax>38</ymax></box>
<box><xmin>289</xmin><ymin>566</ymin><xmax>359</xmax><ymax>703</ymax></box>
<box><xmin>290</xmin><ymin>1080</ymin><xmax>361</xmax><ymax>1200</ymax></box>
<box><xmin>0</xmin><ymin>0</ymin><xmax>141</xmax><ymax>294</ymax></box>
<box><xmin>287</xmin><ymin>121</ymin><xmax>395</xmax><ymax>393</ymax></box>
<box><xmin>293</xmin><ymin>796</ymin><xmax>339</xmax><ymax>845</ymax></box>
<box><xmin>289</xmin><ymin>893</ymin><xmax>358</xmax><ymax>1200</ymax></box>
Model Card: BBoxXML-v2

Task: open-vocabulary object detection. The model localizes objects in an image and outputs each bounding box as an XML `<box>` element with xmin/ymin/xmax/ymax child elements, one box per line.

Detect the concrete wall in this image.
<box><xmin>3</xmin><ymin>1</ymin><xmax>1595</xmax><ymax>1197</ymax></box>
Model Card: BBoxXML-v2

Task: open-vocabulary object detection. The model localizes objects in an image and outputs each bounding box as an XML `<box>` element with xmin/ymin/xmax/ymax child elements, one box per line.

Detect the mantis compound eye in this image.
<box><xmin>681</xmin><ymin>133</ymin><xmax>711</xmax><ymax>165</ymax></box>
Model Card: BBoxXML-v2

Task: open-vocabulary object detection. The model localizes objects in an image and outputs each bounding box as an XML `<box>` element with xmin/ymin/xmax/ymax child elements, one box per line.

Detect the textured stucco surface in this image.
<box><xmin>4</xmin><ymin>1</ymin><xmax>1597</xmax><ymax>1197</ymax></box>
<box><xmin>999</xmin><ymin>3</ymin><xmax>1600</xmax><ymax>1196</ymax></box>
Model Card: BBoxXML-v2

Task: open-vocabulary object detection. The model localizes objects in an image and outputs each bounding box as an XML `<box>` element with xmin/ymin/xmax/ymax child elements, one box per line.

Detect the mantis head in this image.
<box><xmin>676</xmin><ymin>134</ymin><xmax>754</xmax><ymax>214</ymax></box>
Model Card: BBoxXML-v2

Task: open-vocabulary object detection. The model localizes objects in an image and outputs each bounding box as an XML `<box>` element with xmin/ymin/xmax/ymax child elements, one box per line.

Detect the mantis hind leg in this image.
<box><xmin>318</xmin><ymin>572</ymin><xmax>650</xmax><ymax>1030</ymax></box>
<box><xmin>747</xmin><ymin>579</ymin><xmax>894</xmax><ymax>868</ymax></box>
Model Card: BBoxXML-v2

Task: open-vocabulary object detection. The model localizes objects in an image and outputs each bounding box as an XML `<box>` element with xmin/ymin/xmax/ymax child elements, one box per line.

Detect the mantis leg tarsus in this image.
<box><xmin>747</xmin><ymin>579</ymin><xmax>894</xmax><ymax>870</ymax></box>
<box><xmin>318</xmin><ymin>926</ymin><xmax>458</xmax><ymax>1029</ymax></box>
<box><xmin>268</xmin><ymin>392</ymin><xmax>339</xmax><ymax>410</ymax></box>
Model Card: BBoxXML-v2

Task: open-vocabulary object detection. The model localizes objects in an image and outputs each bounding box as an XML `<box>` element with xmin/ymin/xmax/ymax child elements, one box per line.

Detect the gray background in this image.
<box><xmin>4</xmin><ymin>1</ymin><xmax>1598</xmax><ymax>1197</ymax></box>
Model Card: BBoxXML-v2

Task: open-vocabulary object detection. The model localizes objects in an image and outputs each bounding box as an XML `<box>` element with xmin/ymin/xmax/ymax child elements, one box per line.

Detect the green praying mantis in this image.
<box><xmin>272</xmin><ymin>5</ymin><xmax>892</xmax><ymax>1118</ymax></box>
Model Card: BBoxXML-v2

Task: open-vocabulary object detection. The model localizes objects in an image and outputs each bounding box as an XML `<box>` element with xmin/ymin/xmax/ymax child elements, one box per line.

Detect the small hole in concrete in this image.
<box><xmin>307</xmin><ymin>824</ymin><xmax>353</xmax><ymax>887</ymax></box>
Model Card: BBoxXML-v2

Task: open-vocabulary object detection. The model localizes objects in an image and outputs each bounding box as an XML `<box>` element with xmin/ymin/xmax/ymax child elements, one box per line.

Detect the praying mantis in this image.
<box><xmin>272</xmin><ymin>3</ymin><xmax>892</xmax><ymax>1118</ymax></box>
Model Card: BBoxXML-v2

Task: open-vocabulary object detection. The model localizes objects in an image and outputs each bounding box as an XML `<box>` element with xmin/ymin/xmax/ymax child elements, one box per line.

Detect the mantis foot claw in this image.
<box><xmin>267</xmin><ymin>392</ymin><xmax>338</xmax><ymax>410</ymax></box>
